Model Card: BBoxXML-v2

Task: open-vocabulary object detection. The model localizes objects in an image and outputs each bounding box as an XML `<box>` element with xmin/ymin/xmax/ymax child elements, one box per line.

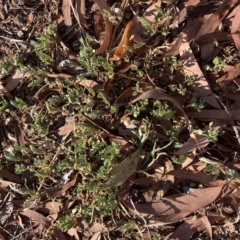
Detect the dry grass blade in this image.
<box><xmin>179</xmin><ymin>33</ymin><xmax>221</xmax><ymax>109</ymax></box>
<box><xmin>93</xmin><ymin>0</ymin><xmax>112</xmax><ymax>54</ymax></box>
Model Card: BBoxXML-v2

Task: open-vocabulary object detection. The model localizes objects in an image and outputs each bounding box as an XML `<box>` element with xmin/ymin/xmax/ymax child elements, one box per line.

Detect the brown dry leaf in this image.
<box><xmin>132</xmin><ymin>164</ymin><xmax>164</xmax><ymax>186</ymax></box>
<box><xmin>216</xmin><ymin>63</ymin><xmax>240</xmax><ymax>85</ymax></box>
<box><xmin>67</xmin><ymin>228</ymin><xmax>80</xmax><ymax>240</ymax></box>
<box><xmin>58</xmin><ymin>36</ymin><xmax>78</xmax><ymax>60</ymax></box>
<box><xmin>101</xmin><ymin>149</ymin><xmax>141</xmax><ymax>189</ymax></box>
<box><xmin>41</xmin><ymin>174</ymin><xmax>78</xmax><ymax>196</ymax></box>
<box><xmin>117</xmin><ymin>87</ymin><xmax>134</xmax><ymax>103</ymax></box>
<box><xmin>58</xmin><ymin>122</ymin><xmax>75</xmax><ymax>136</ymax></box>
<box><xmin>223</xmin><ymin>90</ymin><xmax>240</xmax><ymax>105</ymax></box>
<box><xmin>90</xmin><ymin>232</ymin><xmax>101</xmax><ymax>240</ymax></box>
<box><xmin>112</xmin><ymin>0</ymin><xmax>161</xmax><ymax>60</ymax></box>
<box><xmin>36</xmin><ymin>88</ymin><xmax>61</xmax><ymax>103</ymax></box>
<box><xmin>130</xmin><ymin>89</ymin><xmax>193</xmax><ymax>136</ymax></box>
<box><xmin>179</xmin><ymin>33</ymin><xmax>221</xmax><ymax>109</ymax></box>
<box><xmin>0</xmin><ymin>168</ymin><xmax>22</xmax><ymax>184</ymax></box>
<box><xmin>88</xmin><ymin>223</ymin><xmax>104</xmax><ymax>233</ymax></box>
<box><xmin>124</xmin><ymin>184</ymin><xmax>225</xmax><ymax>222</ymax></box>
<box><xmin>200</xmin><ymin>41</ymin><xmax>214</xmax><ymax>62</ymax></box>
<box><xmin>176</xmin><ymin>121</ymin><xmax>226</xmax><ymax>154</ymax></box>
<box><xmin>164</xmin><ymin>33</ymin><xmax>183</xmax><ymax>57</ymax></box>
<box><xmin>167</xmin><ymin>169</ymin><xmax>224</xmax><ymax>187</ymax></box>
<box><xmin>0</xmin><ymin>193</ymin><xmax>13</xmax><ymax>225</ymax></box>
<box><xmin>20</xmin><ymin>209</ymin><xmax>66</xmax><ymax>240</ymax></box>
<box><xmin>9</xmin><ymin>120</ymin><xmax>25</xmax><ymax>146</ymax></box>
<box><xmin>111</xmin><ymin>18</ymin><xmax>141</xmax><ymax>61</ymax></box>
<box><xmin>196</xmin><ymin>32</ymin><xmax>233</xmax><ymax>45</ymax></box>
<box><xmin>187</xmin><ymin>110</ymin><xmax>240</xmax><ymax>120</ymax></box>
<box><xmin>143</xmin><ymin>160</ymin><xmax>174</xmax><ymax>202</ymax></box>
<box><xmin>0</xmin><ymin>82</ymin><xmax>14</xmax><ymax>100</ymax></box>
<box><xmin>62</xmin><ymin>0</ymin><xmax>72</xmax><ymax>26</ymax></box>
<box><xmin>195</xmin><ymin>0</ymin><xmax>239</xmax><ymax>40</ymax></box>
<box><xmin>76</xmin><ymin>79</ymin><xmax>103</xmax><ymax>92</ymax></box>
<box><xmin>37</xmin><ymin>201</ymin><xmax>61</xmax><ymax>214</ymax></box>
<box><xmin>93</xmin><ymin>0</ymin><xmax>112</xmax><ymax>54</ymax></box>
<box><xmin>4</xmin><ymin>71</ymin><xmax>26</xmax><ymax>92</ymax></box>
<box><xmin>109</xmin><ymin>135</ymin><xmax>133</xmax><ymax>155</ymax></box>
<box><xmin>76</xmin><ymin>0</ymin><xmax>87</xmax><ymax>27</ymax></box>
<box><xmin>93</xmin><ymin>5</ymin><xmax>103</xmax><ymax>39</ymax></box>
<box><xmin>169</xmin><ymin>215</ymin><xmax>212</xmax><ymax>240</ymax></box>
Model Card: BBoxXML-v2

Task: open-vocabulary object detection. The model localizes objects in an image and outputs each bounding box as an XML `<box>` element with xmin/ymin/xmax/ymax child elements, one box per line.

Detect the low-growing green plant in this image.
<box><xmin>31</xmin><ymin>112</ymin><xmax>49</xmax><ymax>136</ymax></box>
<box><xmin>212</xmin><ymin>56</ymin><xmax>227</xmax><ymax>72</ymax></box>
<box><xmin>120</xmin><ymin>221</ymin><xmax>135</xmax><ymax>233</ymax></box>
<box><xmin>31</xmin><ymin>25</ymin><xmax>56</xmax><ymax>65</ymax></box>
<box><xmin>78</xmin><ymin>35</ymin><xmax>114</xmax><ymax>77</ymax></box>
<box><xmin>0</xmin><ymin>97</ymin><xmax>8</xmax><ymax>114</ymax></box>
<box><xmin>151</xmin><ymin>100</ymin><xmax>175</xmax><ymax>120</ymax></box>
<box><xmin>194</xmin><ymin>122</ymin><xmax>220</xmax><ymax>142</ymax></box>
<box><xmin>190</xmin><ymin>96</ymin><xmax>205</xmax><ymax>112</ymax></box>
<box><xmin>10</xmin><ymin>97</ymin><xmax>27</xmax><ymax>110</ymax></box>
<box><xmin>171</xmin><ymin>154</ymin><xmax>187</xmax><ymax>164</ymax></box>
<box><xmin>58</xmin><ymin>215</ymin><xmax>74</xmax><ymax>232</ymax></box>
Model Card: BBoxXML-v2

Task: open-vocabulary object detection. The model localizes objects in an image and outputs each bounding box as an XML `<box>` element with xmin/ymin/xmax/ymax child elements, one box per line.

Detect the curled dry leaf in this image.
<box><xmin>123</xmin><ymin>183</ymin><xmax>225</xmax><ymax>222</ymax></box>
<box><xmin>112</xmin><ymin>0</ymin><xmax>162</xmax><ymax>61</ymax></box>
<box><xmin>36</xmin><ymin>88</ymin><xmax>61</xmax><ymax>103</ymax></box>
<box><xmin>169</xmin><ymin>215</ymin><xmax>212</xmax><ymax>240</ymax></box>
<box><xmin>93</xmin><ymin>0</ymin><xmax>112</xmax><ymax>54</ymax></box>
<box><xmin>117</xmin><ymin>87</ymin><xmax>134</xmax><ymax>103</ymax></box>
<box><xmin>101</xmin><ymin>149</ymin><xmax>141</xmax><ymax>189</ymax></box>
<box><xmin>179</xmin><ymin>33</ymin><xmax>221</xmax><ymax>109</ymax></box>
<box><xmin>20</xmin><ymin>209</ymin><xmax>66</xmax><ymax>240</ymax></box>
